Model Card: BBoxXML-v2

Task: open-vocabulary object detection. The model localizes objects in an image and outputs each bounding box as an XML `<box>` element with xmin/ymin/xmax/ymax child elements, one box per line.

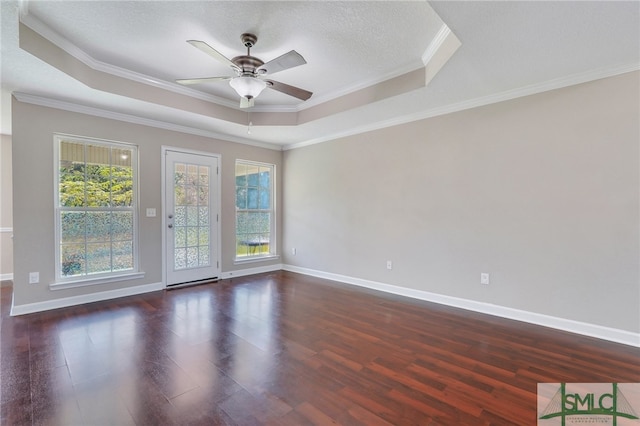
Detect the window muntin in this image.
<box><xmin>55</xmin><ymin>135</ymin><xmax>138</xmax><ymax>280</ymax></box>
<box><xmin>235</xmin><ymin>160</ymin><xmax>275</xmax><ymax>260</ymax></box>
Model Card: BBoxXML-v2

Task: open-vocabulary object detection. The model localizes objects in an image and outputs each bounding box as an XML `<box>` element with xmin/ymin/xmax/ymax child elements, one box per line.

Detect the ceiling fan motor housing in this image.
<box><xmin>232</xmin><ymin>55</ymin><xmax>264</xmax><ymax>75</ymax></box>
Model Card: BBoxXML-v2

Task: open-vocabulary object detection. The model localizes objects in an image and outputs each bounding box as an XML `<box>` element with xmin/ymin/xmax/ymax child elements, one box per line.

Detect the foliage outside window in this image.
<box><xmin>235</xmin><ymin>160</ymin><xmax>274</xmax><ymax>259</ymax></box>
<box><xmin>55</xmin><ymin>135</ymin><xmax>137</xmax><ymax>279</ymax></box>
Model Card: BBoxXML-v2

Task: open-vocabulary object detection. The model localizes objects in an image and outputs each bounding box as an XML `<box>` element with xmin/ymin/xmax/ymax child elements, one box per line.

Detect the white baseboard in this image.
<box><xmin>0</xmin><ymin>273</ymin><xmax>13</xmax><ymax>281</ymax></box>
<box><xmin>283</xmin><ymin>265</ymin><xmax>640</xmax><ymax>348</ymax></box>
<box><xmin>221</xmin><ymin>263</ymin><xmax>283</xmax><ymax>280</ymax></box>
<box><xmin>10</xmin><ymin>281</ymin><xmax>164</xmax><ymax>316</ymax></box>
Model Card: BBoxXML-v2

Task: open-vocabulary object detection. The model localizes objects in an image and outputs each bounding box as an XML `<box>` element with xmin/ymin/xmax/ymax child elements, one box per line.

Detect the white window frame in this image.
<box><xmin>52</xmin><ymin>134</ymin><xmax>143</xmax><ymax>289</ymax></box>
<box><xmin>234</xmin><ymin>159</ymin><xmax>277</xmax><ymax>263</ymax></box>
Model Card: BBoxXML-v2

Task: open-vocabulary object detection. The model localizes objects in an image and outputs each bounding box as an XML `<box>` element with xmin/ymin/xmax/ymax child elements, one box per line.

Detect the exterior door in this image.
<box><xmin>164</xmin><ymin>149</ymin><xmax>220</xmax><ymax>287</ymax></box>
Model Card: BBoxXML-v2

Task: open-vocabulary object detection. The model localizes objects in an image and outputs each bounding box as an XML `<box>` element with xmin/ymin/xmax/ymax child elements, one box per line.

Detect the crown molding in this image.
<box><xmin>19</xmin><ymin>11</ymin><xmax>239</xmax><ymax>109</ymax></box>
<box><xmin>284</xmin><ymin>63</ymin><xmax>640</xmax><ymax>150</ymax></box>
<box><xmin>422</xmin><ymin>24</ymin><xmax>451</xmax><ymax>65</ymax></box>
<box><xmin>18</xmin><ymin>4</ymin><xmax>451</xmax><ymax>116</ymax></box>
<box><xmin>13</xmin><ymin>92</ymin><xmax>282</xmax><ymax>151</ymax></box>
<box><xmin>301</xmin><ymin>24</ymin><xmax>453</xmax><ymax>110</ymax></box>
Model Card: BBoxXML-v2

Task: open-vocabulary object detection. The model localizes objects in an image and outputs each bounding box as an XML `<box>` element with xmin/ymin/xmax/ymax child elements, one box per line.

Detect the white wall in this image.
<box><xmin>283</xmin><ymin>71</ymin><xmax>640</xmax><ymax>335</ymax></box>
<box><xmin>11</xmin><ymin>98</ymin><xmax>282</xmax><ymax>310</ymax></box>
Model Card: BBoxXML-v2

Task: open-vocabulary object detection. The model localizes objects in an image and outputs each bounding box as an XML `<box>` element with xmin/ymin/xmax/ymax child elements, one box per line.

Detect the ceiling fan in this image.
<box><xmin>176</xmin><ymin>33</ymin><xmax>313</xmax><ymax>108</ymax></box>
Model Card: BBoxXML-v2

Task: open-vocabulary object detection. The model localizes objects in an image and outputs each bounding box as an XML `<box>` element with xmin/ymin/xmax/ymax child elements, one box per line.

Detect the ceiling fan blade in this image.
<box><xmin>176</xmin><ymin>76</ymin><xmax>232</xmax><ymax>85</ymax></box>
<box><xmin>187</xmin><ymin>40</ymin><xmax>239</xmax><ymax>71</ymax></box>
<box><xmin>257</xmin><ymin>50</ymin><xmax>306</xmax><ymax>75</ymax></box>
<box><xmin>264</xmin><ymin>79</ymin><xmax>313</xmax><ymax>101</ymax></box>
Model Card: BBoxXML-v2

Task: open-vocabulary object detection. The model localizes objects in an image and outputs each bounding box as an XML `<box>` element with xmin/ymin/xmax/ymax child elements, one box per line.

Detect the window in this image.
<box><xmin>235</xmin><ymin>160</ymin><xmax>275</xmax><ymax>260</ymax></box>
<box><xmin>55</xmin><ymin>135</ymin><xmax>138</xmax><ymax>282</ymax></box>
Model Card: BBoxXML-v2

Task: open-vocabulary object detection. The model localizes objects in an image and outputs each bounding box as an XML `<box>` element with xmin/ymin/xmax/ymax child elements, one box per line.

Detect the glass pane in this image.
<box><xmin>247</xmin><ymin>188</ymin><xmax>258</xmax><ymax>209</ymax></box>
<box><xmin>86</xmin><ymin>212</ymin><xmax>111</xmax><ymax>243</ymax></box>
<box><xmin>85</xmin><ymin>143</ymin><xmax>110</xmax><ymax>166</ymax></box>
<box><xmin>174</xmin><ymin>186</ymin><xmax>186</xmax><ymax>206</ymax></box>
<box><xmin>112</xmin><ymin>241</ymin><xmax>133</xmax><ymax>271</ymax></box>
<box><xmin>237</xmin><ymin>212</ymin><xmax>249</xmax><ymax>235</ymax></box>
<box><xmin>112</xmin><ymin>212</ymin><xmax>133</xmax><ymax>241</ymax></box>
<box><xmin>111</xmin><ymin>166</ymin><xmax>133</xmax><ymax>207</ymax></box>
<box><xmin>175</xmin><ymin>248</ymin><xmax>186</xmax><ymax>270</ymax></box>
<box><xmin>259</xmin><ymin>169</ymin><xmax>270</xmax><ymax>188</ymax></box>
<box><xmin>175</xmin><ymin>206</ymin><xmax>186</xmax><ymax>226</ymax></box>
<box><xmin>199</xmin><ymin>246</ymin><xmax>210</xmax><ymax>265</ymax></box>
<box><xmin>59</xmin><ymin>166</ymin><xmax>85</xmax><ymax>207</ymax></box>
<box><xmin>198</xmin><ymin>166</ymin><xmax>209</xmax><ymax>186</ymax></box>
<box><xmin>235</xmin><ymin>163</ymin><xmax>247</xmax><ymax>186</ymax></box>
<box><xmin>85</xmin><ymin>165</ymin><xmax>111</xmax><ymax>207</ymax></box>
<box><xmin>61</xmin><ymin>244</ymin><xmax>85</xmax><ymax>276</ymax></box>
<box><xmin>174</xmin><ymin>226</ymin><xmax>186</xmax><ymax>248</ymax></box>
<box><xmin>186</xmin><ymin>186</ymin><xmax>197</xmax><ymax>206</ymax></box>
<box><xmin>112</xmin><ymin>147</ymin><xmax>132</xmax><ymax>168</ymax></box>
<box><xmin>198</xmin><ymin>227</ymin><xmax>209</xmax><ymax>246</ymax></box>
<box><xmin>186</xmin><ymin>206</ymin><xmax>198</xmax><ymax>226</ymax></box>
<box><xmin>198</xmin><ymin>207</ymin><xmax>209</xmax><ymax>226</ymax></box>
<box><xmin>186</xmin><ymin>227</ymin><xmax>198</xmax><ymax>246</ymax></box>
<box><xmin>174</xmin><ymin>163</ymin><xmax>186</xmax><ymax>186</ymax></box>
<box><xmin>187</xmin><ymin>164</ymin><xmax>198</xmax><ymax>186</ymax></box>
<box><xmin>186</xmin><ymin>247</ymin><xmax>198</xmax><ymax>268</ymax></box>
<box><xmin>198</xmin><ymin>186</ymin><xmax>209</xmax><ymax>206</ymax></box>
<box><xmin>236</xmin><ymin>188</ymin><xmax>247</xmax><ymax>209</ymax></box>
<box><xmin>87</xmin><ymin>243</ymin><xmax>111</xmax><ymax>274</ymax></box>
<box><xmin>248</xmin><ymin>172</ymin><xmax>259</xmax><ymax>187</ymax></box>
<box><xmin>244</xmin><ymin>212</ymin><xmax>269</xmax><ymax>234</ymax></box>
<box><xmin>61</xmin><ymin>212</ymin><xmax>86</xmax><ymax>244</ymax></box>
<box><xmin>259</xmin><ymin>190</ymin><xmax>270</xmax><ymax>210</ymax></box>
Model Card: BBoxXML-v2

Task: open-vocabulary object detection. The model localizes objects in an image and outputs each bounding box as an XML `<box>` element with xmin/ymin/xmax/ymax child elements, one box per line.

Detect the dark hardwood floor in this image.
<box><xmin>1</xmin><ymin>271</ymin><xmax>639</xmax><ymax>425</ymax></box>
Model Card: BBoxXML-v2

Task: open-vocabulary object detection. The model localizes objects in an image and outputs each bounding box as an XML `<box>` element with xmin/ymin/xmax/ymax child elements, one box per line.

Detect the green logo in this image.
<box><xmin>538</xmin><ymin>383</ymin><xmax>639</xmax><ymax>425</ymax></box>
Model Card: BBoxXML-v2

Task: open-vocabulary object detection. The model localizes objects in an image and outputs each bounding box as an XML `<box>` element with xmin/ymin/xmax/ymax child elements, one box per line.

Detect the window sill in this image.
<box><xmin>234</xmin><ymin>255</ymin><xmax>280</xmax><ymax>265</ymax></box>
<box><xmin>50</xmin><ymin>271</ymin><xmax>146</xmax><ymax>291</ymax></box>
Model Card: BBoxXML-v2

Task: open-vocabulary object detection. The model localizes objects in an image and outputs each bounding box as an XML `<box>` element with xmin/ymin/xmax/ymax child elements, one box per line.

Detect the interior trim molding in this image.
<box><xmin>10</xmin><ymin>281</ymin><xmax>164</xmax><ymax>316</ymax></box>
<box><xmin>19</xmin><ymin>9</ymin><xmax>448</xmax><ymax>115</ymax></box>
<box><xmin>12</xmin><ymin>92</ymin><xmax>282</xmax><ymax>151</ymax></box>
<box><xmin>421</xmin><ymin>24</ymin><xmax>451</xmax><ymax>65</ymax></box>
<box><xmin>221</xmin><ymin>263</ymin><xmax>283</xmax><ymax>280</ymax></box>
<box><xmin>282</xmin><ymin>265</ymin><xmax>640</xmax><ymax>348</ymax></box>
<box><xmin>20</xmin><ymin>12</ymin><xmax>238</xmax><ymax>109</ymax></box>
<box><xmin>283</xmin><ymin>63</ymin><xmax>640</xmax><ymax>150</ymax></box>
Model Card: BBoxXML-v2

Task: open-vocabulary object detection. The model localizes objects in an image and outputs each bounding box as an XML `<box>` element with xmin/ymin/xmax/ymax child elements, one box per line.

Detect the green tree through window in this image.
<box><xmin>56</xmin><ymin>136</ymin><xmax>137</xmax><ymax>278</ymax></box>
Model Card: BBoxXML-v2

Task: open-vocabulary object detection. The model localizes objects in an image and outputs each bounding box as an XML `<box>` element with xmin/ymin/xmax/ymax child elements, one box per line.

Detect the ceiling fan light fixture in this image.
<box><xmin>229</xmin><ymin>76</ymin><xmax>267</xmax><ymax>100</ymax></box>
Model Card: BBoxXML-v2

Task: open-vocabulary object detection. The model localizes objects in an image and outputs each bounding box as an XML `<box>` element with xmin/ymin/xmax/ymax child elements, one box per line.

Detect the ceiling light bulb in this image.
<box><xmin>229</xmin><ymin>76</ymin><xmax>267</xmax><ymax>99</ymax></box>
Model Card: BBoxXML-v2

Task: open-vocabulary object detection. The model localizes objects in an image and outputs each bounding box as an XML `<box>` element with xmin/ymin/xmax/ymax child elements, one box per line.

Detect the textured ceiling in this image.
<box><xmin>1</xmin><ymin>1</ymin><xmax>639</xmax><ymax>149</ymax></box>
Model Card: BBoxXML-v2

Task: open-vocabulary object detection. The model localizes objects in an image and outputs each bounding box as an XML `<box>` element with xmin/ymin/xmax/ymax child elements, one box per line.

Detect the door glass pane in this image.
<box><xmin>173</xmin><ymin>161</ymin><xmax>211</xmax><ymax>271</ymax></box>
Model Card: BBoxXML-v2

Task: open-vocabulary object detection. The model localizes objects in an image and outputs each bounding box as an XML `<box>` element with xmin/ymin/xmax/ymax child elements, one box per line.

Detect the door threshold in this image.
<box><xmin>166</xmin><ymin>277</ymin><xmax>219</xmax><ymax>290</ymax></box>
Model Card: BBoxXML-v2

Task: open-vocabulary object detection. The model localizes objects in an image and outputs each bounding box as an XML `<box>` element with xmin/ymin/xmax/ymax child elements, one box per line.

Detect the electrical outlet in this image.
<box><xmin>292</xmin><ymin>247</ymin><xmax>297</xmax><ymax>255</ymax></box>
<box><xmin>29</xmin><ymin>272</ymin><xmax>39</xmax><ymax>284</ymax></box>
<box><xmin>386</xmin><ymin>260</ymin><xmax>393</xmax><ymax>270</ymax></box>
<box><xmin>480</xmin><ymin>273</ymin><xmax>490</xmax><ymax>285</ymax></box>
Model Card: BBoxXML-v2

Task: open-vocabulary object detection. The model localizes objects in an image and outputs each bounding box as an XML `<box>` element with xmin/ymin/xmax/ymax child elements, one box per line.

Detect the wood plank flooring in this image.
<box><xmin>1</xmin><ymin>271</ymin><xmax>639</xmax><ymax>425</ymax></box>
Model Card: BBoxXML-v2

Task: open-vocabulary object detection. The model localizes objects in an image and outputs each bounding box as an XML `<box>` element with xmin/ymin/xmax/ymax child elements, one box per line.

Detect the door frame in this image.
<box><xmin>161</xmin><ymin>146</ymin><xmax>222</xmax><ymax>288</ymax></box>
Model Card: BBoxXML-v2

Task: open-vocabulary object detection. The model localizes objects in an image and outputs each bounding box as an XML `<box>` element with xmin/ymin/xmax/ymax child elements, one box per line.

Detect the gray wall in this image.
<box><xmin>1</xmin><ymin>134</ymin><xmax>12</xmax><ymax>280</ymax></box>
<box><xmin>11</xmin><ymin>72</ymin><xmax>639</xmax><ymax>335</ymax></box>
<box><xmin>283</xmin><ymin>71</ymin><xmax>639</xmax><ymax>333</ymax></box>
<box><xmin>12</xmin><ymin>99</ymin><xmax>282</xmax><ymax>307</ymax></box>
